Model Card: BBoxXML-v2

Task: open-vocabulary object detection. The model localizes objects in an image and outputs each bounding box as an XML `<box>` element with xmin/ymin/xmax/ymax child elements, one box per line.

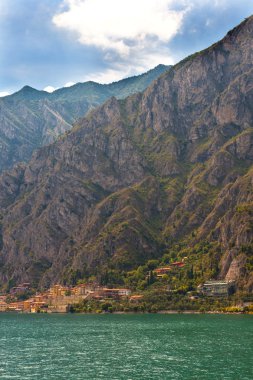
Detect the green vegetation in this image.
<box><xmin>71</xmin><ymin>290</ymin><xmax>252</xmax><ymax>314</ymax></box>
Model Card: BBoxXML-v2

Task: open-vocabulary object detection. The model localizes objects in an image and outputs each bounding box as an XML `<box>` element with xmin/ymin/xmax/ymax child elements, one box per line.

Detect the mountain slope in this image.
<box><xmin>0</xmin><ymin>64</ymin><xmax>170</xmax><ymax>173</ymax></box>
<box><xmin>0</xmin><ymin>18</ymin><xmax>252</xmax><ymax>291</ymax></box>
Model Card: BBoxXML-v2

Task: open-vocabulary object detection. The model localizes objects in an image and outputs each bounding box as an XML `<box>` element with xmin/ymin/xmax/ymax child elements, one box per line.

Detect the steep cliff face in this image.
<box><xmin>0</xmin><ymin>65</ymin><xmax>169</xmax><ymax>173</ymax></box>
<box><xmin>0</xmin><ymin>18</ymin><xmax>252</xmax><ymax>290</ymax></box>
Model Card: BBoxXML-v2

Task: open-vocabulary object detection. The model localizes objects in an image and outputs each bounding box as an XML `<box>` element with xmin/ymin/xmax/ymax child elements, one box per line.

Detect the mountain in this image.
<box><xmin>0</xmin><ymin>64</ymin><xmax>170</xmax><ymax>173</ymax></box>
<box><xmin>0</xmin><ymin>17</ymin><xmax>252</xmax><ymax>292</ymax></box>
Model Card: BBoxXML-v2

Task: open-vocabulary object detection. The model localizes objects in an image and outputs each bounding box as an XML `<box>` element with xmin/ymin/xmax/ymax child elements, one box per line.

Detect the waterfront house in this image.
<box><xmin>0</xmin><ymin>301</ymin><xmax>7</xmax><ymax>312</ymax></box>
<box><xmin>23</xmin><ymin>298</ymin><xmax>35</xmax><ymax>312</ymax></box>
<box><xmin>47</xmin><ymin>304</ymin><xmax>70</xmax><ymax>313</ymax></box>
<box><xmin>7</xmin><ymin>301</ymin><xmax>24</xmax><ymax>312</ymax></box>
<box><xmin>30</xmin><ymin>302</ymin><xmax>47</xmax><ymax>313</ymax></box>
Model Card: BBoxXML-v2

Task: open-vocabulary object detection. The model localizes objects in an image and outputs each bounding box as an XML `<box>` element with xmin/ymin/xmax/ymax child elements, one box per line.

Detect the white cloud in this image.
<box><xmin>53</xmin><ymin>0</ymin><xmax>185</xmax><ymax>54</ymax></box>
<box><xmin>84</xmin><ymin>51</ymin><xmax>172</xmax><ymax>84</ymax></box>
<box><xmin>64</xmin><ymin>81</ymin><xmax>75</xmax><ymax>87</ymax></box>
<box><xmin>43</xmin><ymin>86</ymin><xmax>56</xmax><ymax>93</ymax></box>
<box><xmin>0</xmin><ymin>91</ymin><xmax>10</xmax><ymax>97</ymax></box>
<box><xmin>53</xmin><ymin>0</ymin><xmax>188</xmax><ymax>76</ymax></box>
<box><xmin>44</xmin><ymin>83</ymin><xmax>76</xmax><ymax>92</ymax></box>
<box><xmin>84</xmin><ymin>67</ymin><xmax>131</xmax><ymax>84</ymax></box>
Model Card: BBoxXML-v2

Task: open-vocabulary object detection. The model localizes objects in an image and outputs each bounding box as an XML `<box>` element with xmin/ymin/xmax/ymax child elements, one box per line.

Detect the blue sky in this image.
<box><xmin>1</xmin><ymin>0</ymin><xmax>253</xmax><ymax>95</ymax></box>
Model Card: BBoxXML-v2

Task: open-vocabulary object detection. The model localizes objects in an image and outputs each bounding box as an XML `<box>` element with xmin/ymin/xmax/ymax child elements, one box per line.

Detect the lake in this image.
<box><xmin>0</xmin><ymin>313</ymin><xmax>252</xmax><ymax>379</ymax></box>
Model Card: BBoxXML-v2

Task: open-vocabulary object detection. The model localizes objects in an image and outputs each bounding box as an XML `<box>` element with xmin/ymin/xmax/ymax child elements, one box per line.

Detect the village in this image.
<box><xmin>0</xmin><ymin>261</ymin><xmax>237</xmax><ymax>313</ymax></box>
<box><xmin>0</xmin><ymin>282</ymin><xmax>135</xmax><ymax>313</ymax></box>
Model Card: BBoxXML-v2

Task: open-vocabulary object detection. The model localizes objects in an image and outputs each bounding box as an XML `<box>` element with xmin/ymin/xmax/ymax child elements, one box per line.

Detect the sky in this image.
<box><xmin>0</xmin><ymin>0</ymin><xmax>253</xmax><ymax>96</ymax></box>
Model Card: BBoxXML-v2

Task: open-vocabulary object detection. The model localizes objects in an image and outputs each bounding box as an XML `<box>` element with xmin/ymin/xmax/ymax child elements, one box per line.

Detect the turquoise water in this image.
<box><xmin>0</xmin><ymin>313</ymin><xmax>252</xmax><ymax>379</ymax></box>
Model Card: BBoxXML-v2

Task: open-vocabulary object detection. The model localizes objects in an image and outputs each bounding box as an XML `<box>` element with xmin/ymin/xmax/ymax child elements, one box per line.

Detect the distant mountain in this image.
<box><xmin>0</xmin><ymin>64</ymin><xmax>170</xmax><ymax>173</ymax></box>
<box><xmin>0</xmin><ymin>17</ymin><xmax>252</xmax><ymax>292</ymax></box>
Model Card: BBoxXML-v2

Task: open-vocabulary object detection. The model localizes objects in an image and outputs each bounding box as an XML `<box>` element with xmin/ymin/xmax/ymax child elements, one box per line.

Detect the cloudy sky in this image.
<box><xmin>1</xmin><ymin>0</ymin><xmax>253</xmax><ymax>96</ymax></box>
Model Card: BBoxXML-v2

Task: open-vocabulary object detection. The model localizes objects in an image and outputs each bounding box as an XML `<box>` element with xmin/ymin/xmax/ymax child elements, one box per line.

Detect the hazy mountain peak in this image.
<box><xmin>9</xmin><ymin>85</ymin><xmax>48</xmax><ymax>101</ymax></box>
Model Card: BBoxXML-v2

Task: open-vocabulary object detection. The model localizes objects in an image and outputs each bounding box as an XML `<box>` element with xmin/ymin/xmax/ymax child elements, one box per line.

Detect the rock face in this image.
<box><xmin>0</xmin><ymin>17</ymin><xmax>252</xmax><ymax>290</ymax></box>
<box><xmin>0</xmin><ymin>65</ymin><xmax>170</xmax><ymax>173</ymax></box>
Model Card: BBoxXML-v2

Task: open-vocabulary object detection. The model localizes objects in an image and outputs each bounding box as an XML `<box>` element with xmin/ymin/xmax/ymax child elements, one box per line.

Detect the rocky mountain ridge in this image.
<box><xmin>0</xmin><ymin>64</ymin><xmax>169</xmax><ymax>173</ymax></box>
<box><xmin>0</xmin><ymin>17</ymin><xmax>252</xmax><ymax>291</ymax></box>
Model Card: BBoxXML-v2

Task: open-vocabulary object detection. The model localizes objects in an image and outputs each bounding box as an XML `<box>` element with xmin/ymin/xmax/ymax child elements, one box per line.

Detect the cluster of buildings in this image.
<box><xmin>0</xmin><ymin>283</ymin><xmax>133</xmax><ymax>313</ymax></box>
<box><xmin>153</xmin><ymin>261</ymin><xmax>236</xmax><ymax>298</ymax></box>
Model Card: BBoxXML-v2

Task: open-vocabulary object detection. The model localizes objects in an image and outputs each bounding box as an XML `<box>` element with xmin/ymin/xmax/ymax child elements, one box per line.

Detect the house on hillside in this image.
<box><xmin>10</xmin><ymin>283</ymin><xmax>30</xmax><ymax>295</ymax></box>
<box><xmin>198</xmin><ymin>280</ymin><xmax>235</xmax><ymax>297</ymax></box>
<box><xmin>170</xmin><ymin>262</ymin><xmax>185</xmax><ymax>268</ymax></box>
<box><xmin>49</xmin><ymin>285</ymin><xmax>70</xmax><ymax>297</ymax></box>
<box><xmin>154</xmin><ymin>262</ymin><xmax>185</xmax><ymax>278</ymax></box>
<box><xmin>154</xmin><ymin>267</ymin><xmax>172</xmax><ymax>277</ymax></box>
<box><xmin>98</xmin><ymin>288</ymin><xmax>131</xmax><ymax>299</ymax></box>
<box><xmin>71</xmin><ymin>284</ymin><xmax>86</xmax><ymax>296</ymax></box>
<box><xmin>130</xmin><ymin>295</ymin><xmax>144</xmax><ymax>302</ymax></box>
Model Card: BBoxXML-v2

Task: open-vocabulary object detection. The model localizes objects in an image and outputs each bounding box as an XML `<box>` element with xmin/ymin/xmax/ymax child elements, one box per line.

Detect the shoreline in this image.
<box><xmin>100</xmin><ymin>310</ymin><xmax>253</xmax><ymax>315</ymax></box>
<box><xmin>0</xmin><ymin>310</ymin><xmax>252</xmax><ymax>315</ymax></box>
<box><xmin>16</xmin><ymin>310</ymin><xmax>253</xmax><ymax>315</ymax></box>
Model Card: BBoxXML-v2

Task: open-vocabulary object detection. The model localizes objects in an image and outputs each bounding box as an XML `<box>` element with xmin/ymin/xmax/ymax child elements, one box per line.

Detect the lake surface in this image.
<box><xmin>0</xmin><ymin>313</ymin><xmax>252</xmax><ymax>379</ymax></box>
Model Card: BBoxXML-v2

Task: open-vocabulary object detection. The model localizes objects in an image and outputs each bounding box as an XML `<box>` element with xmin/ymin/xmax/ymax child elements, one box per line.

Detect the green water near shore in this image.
<box><xmin>0</xmin><ymin>313</ymin><xmax>252</xmax><ymax>379</ymax></box>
